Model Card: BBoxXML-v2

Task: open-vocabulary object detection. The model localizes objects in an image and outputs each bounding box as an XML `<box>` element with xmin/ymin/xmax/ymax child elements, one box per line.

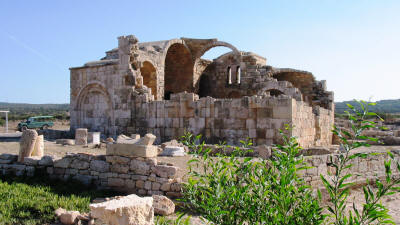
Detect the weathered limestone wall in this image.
<box><xmin>302</xmin><ymin>150</ymin><xmax>400</xmax><ymax>188</ymax></box>
<box><xmin>0</xmin><ymin>153</ymin><xmax>183</xmax><ymax>198</ymax></box>
<box><xmin>70</xmin><ymin>64</ymin><xmax>120</xmax><ymax>136</ymax></box>
<box><xmin>2</xmin><ymin>150</ymin><xmax>399</xmax><ymax>197</ymax></box>
<box><xmin>130</xmin><ymin>92</ymin><xmax>330</xmax><ymax>147</ymax></box>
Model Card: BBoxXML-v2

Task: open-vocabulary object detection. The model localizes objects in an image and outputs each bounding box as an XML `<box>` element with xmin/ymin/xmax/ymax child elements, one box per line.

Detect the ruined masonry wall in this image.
<box><xmin>2</xmin><ymin>151</ymin><xmax>399</xmax><ymax>196</ymax></box>
<box><xmin>131</xmin><ymin>92</ymin><xmax>329</xmax><ymax>147</ymax></box>
<box><xmin>0</xmin><ymin>153</ymin><xmax>183</xmax><ymax>198</ymax></box>
<box><xmin>70</xmin><ymin>64</ymin><xmax>133</xmax><ymax>136</ymax></box>
<box><xmin>302</xmin><ymin>150</ymin><xmax>400</xmax><ymax>188</ymax></box>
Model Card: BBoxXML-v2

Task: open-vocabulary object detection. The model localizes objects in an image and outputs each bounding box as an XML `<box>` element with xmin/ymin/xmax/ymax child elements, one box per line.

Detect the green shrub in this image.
<box><xmin>322</xmin><ymin>100</ymin><xmax>400</xmax><ymax>224</ymax></box>
<box><xmin>181</xmin><ymin>126</ymin><xmax>325</xmax><ymax>225</ymax></box>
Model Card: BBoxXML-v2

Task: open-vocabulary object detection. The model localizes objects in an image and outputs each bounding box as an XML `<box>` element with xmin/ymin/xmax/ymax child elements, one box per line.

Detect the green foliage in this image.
<box><xmin>322</xmin><ymin>100</ymin><xmax>400</xmax><ymax>224</ymax></box>
<box><xmin>0</xmin><ymin>175</ymin><xmax>119</xmax><ymax>225</ymax></box>
<box><xmin>181</xmin><ymin>127</ymin><xmax>325</xmax><ymax>225</ymax></box>
<box><xmin>0</xmin><ymin>118</ymin><xmax>4</xmax><ymax>126</ymax></box>
<box><xmin>155</xmin><ymin>213</ymin><xmax>191</xmax><ymax>225</ymax></box>
<box><xmin>335</xmin><ymin>99</ymin><xmax>400</xmax><ymax>114</ymax></box>
<box><xmin>0</xmin><ymin>102</ymin><xmax>69</xmax><ymax>121</ymax></box>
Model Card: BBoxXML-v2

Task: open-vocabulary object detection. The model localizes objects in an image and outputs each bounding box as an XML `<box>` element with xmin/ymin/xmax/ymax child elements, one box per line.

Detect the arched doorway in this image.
<box><xmin>76</xmin><ymin>83</ymin><xmax>113</xmax><ymax>135</ymax></box>
<box><xmin>164</xmin><ymin>43</ymin><xmax>193</xmax><ymax>99</ymax></box>
<box><xmin>140</xmin><ymin>61</ymin><xmax>157</xmax><ymax>99</ymax></box>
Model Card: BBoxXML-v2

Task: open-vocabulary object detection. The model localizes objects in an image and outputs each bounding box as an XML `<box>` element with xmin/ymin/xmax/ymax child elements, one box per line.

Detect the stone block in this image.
<box><xmin>90</xmin><ymin>160</ymin><xmax>110</xmax><ymax>172</ymax></box>
<box><xmin>23</xmin><ymin>156</ymin><xmax>41</xmax><ymax>166</ymax></box>
<box><xmin>38</xmin><ymin>155</ymin><xmax>55</xmax><ymax>166</ymax></box>
<box><xmin>108</xmin><ymin>178</ymin><xmax>125</xmax><ymax>187</ymax></box>
<box><xmin>152</xmin><ymin>182</ymin><xmax>161</xmax><ymax>191</ymax></box>
<box><xmin>88</xmin><ymin>132</ymin><xmax>101</xmax><ymax>144</ymax></box>
<box><xmin>107</xmin><ymin>143</ymin><xmax>158</xmax><ymax>158</ymax></box>
<box><xmin>153</xmin><ymin>165</ymin><xmax>179</xmax><ymax>178</ymax></box>
<box><xmin>90</xmin><ymin>194</ymin><xmax>154</xmax><ymax>225</ymax></box>
<box><xmin>70</xmin><ymin>159</ymin><xmax>90</xmax><ymax>170</ymax></box>
<box><xmin>152</xmin><ymin>195</ymin><xmax>175</xmax><ymax>216</ymax></box>
<box><xmin>75</xmin><ymin>128</ymin><xmax>88</xmax><ymax>145</ymax></box>
<box><xmin>144</xmin><ymin>181</ymin><xmax>152</xmax><ymax>190</ymax></box>
<box><xmin>160</xmin><ymin>183</ymin><xmax>171</xmax><ymax>192</ymax></box>
<box><xmin>136</xmin><ymin>180</ymin><xmax>145</xmax><ymax>189</ymax></box>
<box><xmin>54</xmin><ymin>157</ymin><xmax>72</xmax><ymax>168</ymax></box>
<box><xmin>159</xmin><ymin>146</ymin><xmax>186</xmax><ymax>157</ymax></box>
<box><xmin>111</xmin><ymin>164</ymin><xmax>129</xmax><ymax>173</ymax></box>
<box><xmin>18</xmin><ymin>129</ymin><xmax>38</xmax><ymax>162</ymax></box>
<box><xmin>130</xmin><ymin>159</ymin><xmax>150</xmax><ymax>175</ymax></box>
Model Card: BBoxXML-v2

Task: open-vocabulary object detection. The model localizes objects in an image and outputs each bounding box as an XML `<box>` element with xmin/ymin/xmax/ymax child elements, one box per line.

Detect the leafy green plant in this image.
<box><xmin>321</xmin><ymin>100</ymin><xmax>400</xmax><ymax>224</ymax></box>
<box><xmin>181</xmin><ymin>128</ymin><xmax>325</xmax><ymax>225</ymax></box>
<box><xmin>179</xmin><ymin>131</ymin><xmax>203</xmax><ymax>154</ymax></box>
<box><xmin>155</xmin><ymin>213</ymin><xmax>191</xmax><ymax>225</ymax></box>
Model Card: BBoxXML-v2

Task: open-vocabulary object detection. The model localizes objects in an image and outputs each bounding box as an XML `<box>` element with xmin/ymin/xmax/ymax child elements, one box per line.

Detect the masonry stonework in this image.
<box><xmin>70</xmin><ymin>35</ymin><xmax>334</xmax><ymax>147</ymax></box>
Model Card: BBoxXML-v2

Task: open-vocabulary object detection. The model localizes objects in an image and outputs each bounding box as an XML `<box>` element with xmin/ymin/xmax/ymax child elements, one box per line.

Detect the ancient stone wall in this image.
<box><xmin>0</xmin><ymin>153</ymin><xmax>182</xmax><ymax>198</ymax></box>
<box><xmin>302</xmin><ymin>150</ymin><xmax>400</xmax><ymax>188</ymax></box>
<box><xmin>130</xmin><ymin>92</ymin><xmax>331</xmax><ymax>147</ymax></box>
<box><xmin>2</xmin><ymin>150</ymin><xmax>399</xmax><ymax>197</ymax></box>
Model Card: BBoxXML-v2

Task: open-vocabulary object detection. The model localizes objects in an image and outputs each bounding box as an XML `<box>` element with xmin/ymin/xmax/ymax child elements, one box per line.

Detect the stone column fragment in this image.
<box><xmin>18</xmin><ymin>129</ymin><xmax>38</xmax><ymax>162</ymax></box>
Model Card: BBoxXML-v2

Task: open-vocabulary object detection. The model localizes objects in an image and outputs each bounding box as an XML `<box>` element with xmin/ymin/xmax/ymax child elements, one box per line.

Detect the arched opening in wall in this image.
<box><xmin>164</xmin><ymin>43</ymin><xmax>193</xmax><ymax>100</ymax></box>
<box><xmin>140</xmin><ymin>61</ymin><xmax>157</xmax><ymax>99</ymax></box>
<box><xmin>79</xmin><ymin>91</ymin><xmax>111</xmax><ymax>135</ymax></box>
<box><xmin>195</xmin><ymin>46</ymin><xmax>239</xmax><ymax>98</ymax></box>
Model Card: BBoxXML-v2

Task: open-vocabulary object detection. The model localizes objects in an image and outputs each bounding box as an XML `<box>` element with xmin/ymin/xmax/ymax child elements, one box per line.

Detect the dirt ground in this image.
<box><xmin>1</xmin><ymin>138</ymin><xmax>400</xmax><ymax>223</ymax></box>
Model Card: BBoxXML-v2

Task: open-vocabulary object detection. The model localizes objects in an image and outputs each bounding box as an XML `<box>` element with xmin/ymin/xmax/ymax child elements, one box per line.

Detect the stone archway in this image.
<box><xmin>164</xmin><ymin>43</ymin><xmax>194</xmax><ymax>99</ymax></box>
<box><xmin>75</xmin><ymin>83</ymin><xmax>113</xmax><ymax>135</ymax></box>
<box><xmin>140</xmin><ymin>61</ymin><xmax>157</xmax><ymax>99</ymax></box>
<box><xmin>193</xmin><ymin>41</ymin><xmax>241</xmax><ymax>95</ymax></box>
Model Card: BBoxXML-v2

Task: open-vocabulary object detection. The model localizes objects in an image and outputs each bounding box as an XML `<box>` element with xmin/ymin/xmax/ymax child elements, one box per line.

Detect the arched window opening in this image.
<box><xmin>236</xmin><ymin>66</ymin><xmax>241</xmax><ymax>84</ymax></box>
<box><xmin>140</xmin><ymin>61</ymin><xmax>157</xmax><ymax>99</ymax></box>
<box><xmin>227</xmin><ymin>66</ymin><xmax>232</xmax><ymax>84</ymax></box>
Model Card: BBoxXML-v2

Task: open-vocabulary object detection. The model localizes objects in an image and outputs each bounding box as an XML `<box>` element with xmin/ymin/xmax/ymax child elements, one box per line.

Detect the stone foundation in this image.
<box><xmin>0</xmin><ymin>153</ymin><xmax>182</xmax><ymax>198</ymax></box>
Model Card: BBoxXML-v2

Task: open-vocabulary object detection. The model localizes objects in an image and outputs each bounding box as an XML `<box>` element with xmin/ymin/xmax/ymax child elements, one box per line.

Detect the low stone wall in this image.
<box><xmin>2</xmin><ymin>149</ymin><xmax>398</xmax><ymax>197</ymax></box>
<box><xmin>302</xmin><ymin>150</ymin><xmax>400</xmax><ymax>187</ymax></box>
<box><xmin>0</xmin><ymin>153</ymin><xmax>183</xmax><ymax>198</ymax></box>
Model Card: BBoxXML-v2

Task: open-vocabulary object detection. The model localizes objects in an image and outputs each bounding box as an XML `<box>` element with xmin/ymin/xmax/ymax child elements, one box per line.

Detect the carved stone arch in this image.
<box><xmin>163</xmin><ymin>41</ymin><xmax>194</xmax><ymax>99</ymax></box>
<box><xmin>75</xmin><ymin>82</ymin><xmax>114</xmax><ymax>135</ymax></box>
<box><xmin>195</xmin><ymin>41</ymin><xmax>240</xmax><ymax>59</ymax></box>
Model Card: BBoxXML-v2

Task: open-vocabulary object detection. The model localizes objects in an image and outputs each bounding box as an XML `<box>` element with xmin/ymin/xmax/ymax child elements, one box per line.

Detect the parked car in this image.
<box><xmin>18</xmin><ymin>116</ymin><xmax>54</xmax><ymax>131</ymax></box>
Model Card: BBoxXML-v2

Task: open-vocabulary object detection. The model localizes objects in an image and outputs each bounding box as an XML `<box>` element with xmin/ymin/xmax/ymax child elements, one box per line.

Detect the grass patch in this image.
<box><xmin>0</xmin><ymin>175</ymin><xmax>120</xmax><ymax>225</ymax></box>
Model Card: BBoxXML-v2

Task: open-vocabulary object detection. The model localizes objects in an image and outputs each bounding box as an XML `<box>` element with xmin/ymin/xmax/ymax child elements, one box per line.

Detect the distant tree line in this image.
<box><xmin>335</xmin><ymin>99</ymin><xmax>400</xmax><ymax>119</ymax></box>
<box><xmin>0</xmin><ymin>102</ymin><xmax>69</xmax><ymax>123</ymax></box>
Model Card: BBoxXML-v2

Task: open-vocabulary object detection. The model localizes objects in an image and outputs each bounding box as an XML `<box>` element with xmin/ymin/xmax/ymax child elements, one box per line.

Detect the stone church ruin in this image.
<box><xmin>70</xmin><ymin>35</ymin><xmax>334</xmax><ymax>147</ymax></box>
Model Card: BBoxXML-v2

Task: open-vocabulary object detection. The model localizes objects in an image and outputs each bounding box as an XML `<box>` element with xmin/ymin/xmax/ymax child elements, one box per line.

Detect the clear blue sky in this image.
<box><xmin>1</xmin><ymin>0</ymin><xmax>399</xmax><ymax>103</ymax></box>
